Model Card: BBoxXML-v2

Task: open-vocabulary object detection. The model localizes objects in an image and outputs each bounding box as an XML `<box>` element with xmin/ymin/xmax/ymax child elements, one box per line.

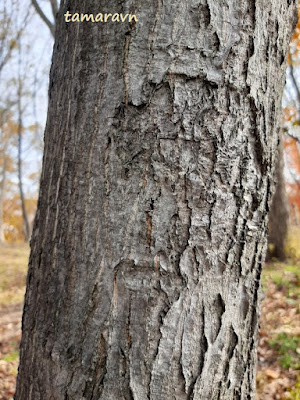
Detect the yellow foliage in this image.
<box><xmin>3</xmin><ymin>196</ymin><xmax>37</xmax><ymax>242</ymax></box>
<box><xmin>285</xmin><ymin>226</ymin><xmax>300</xmax><ymax>261</ymax></box>
<box><xmin>9</xmin><ymin>39</ymin><xmax>18</xmax><ymax>49</ymax></box>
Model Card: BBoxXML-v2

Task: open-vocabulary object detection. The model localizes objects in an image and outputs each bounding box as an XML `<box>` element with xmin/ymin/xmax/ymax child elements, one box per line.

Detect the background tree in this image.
<box><xmin>15</xmin><ymin>1</ymin><xmax>297</xmax><ymax>399</ymax></box>
<box><xmin>284</xmin><ymin>134</ymin><xmax>300</xmax><ymax>224</ymax></box>
<box><xmin>0</xmin><ymin>113</ymin><xmax>17</xmax><ymax>242</ymax></box>
<box><xmin>31</xmin><ymin>0</ymin><xmax>59</xmax><ymax>37</ymax></box>
<box><xmin>16</xmin><ymin>39</ymin><xmax>31</xmax><ymax>242</ymax></box>
<box><xmin>0</xmin><ymin>0</ymin><xmax>29</xmax><ymax>77</ymax></box>
<box><xmin>0</xmin><ymin>1</ymin><xmax>30</xmax><ymax>244</ymax></box>
<box><xmin>267</xmin><ymin>5</ymin><xmax>300</xmax><ymax>260</ymax></box>
<box><xmin>282</xmin><ymin>6</ymin><xmax>300</xmax><ymax>225</ymax></box>
<box><xmin>0</xmin><ymin>0</ymin><xmax>52</xmax><ymax>242</ymax></box>
<box><xmin>267</xmin><ymin>138</ymin><xmax>289</xmax><ymax>260</ymax></box>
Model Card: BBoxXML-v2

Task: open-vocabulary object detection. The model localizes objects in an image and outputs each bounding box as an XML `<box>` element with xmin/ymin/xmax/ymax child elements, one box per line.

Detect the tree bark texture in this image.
<box><xmin>15</xmin><ymin>0</ymin><xmax>297</xmax><ymax>399</ymax></box>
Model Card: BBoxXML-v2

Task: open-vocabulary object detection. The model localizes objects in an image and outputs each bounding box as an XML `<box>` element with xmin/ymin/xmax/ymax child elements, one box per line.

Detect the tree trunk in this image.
<box><xmin>267</xmin><ymin>136</ymin><xmax>289</xmax><ymax>260</ymax></box>
<box><xmin>17</xmin><ymin>120</ymin><xmax>31</xmax><ymax>242</ymax></box>
<box><xmin>15</xmin><ymin>1</ymin><xmax>297</xmax><ymax>399</ymax></box>
<box><xmin>0</xmin><ymin>159</ymin><xmax>6</xmax><ymax>243</ymax></box>
<box><xmin>17</xmin><ymin>44</ymin><xmax>31</xmax><ymax>243</ymax></box>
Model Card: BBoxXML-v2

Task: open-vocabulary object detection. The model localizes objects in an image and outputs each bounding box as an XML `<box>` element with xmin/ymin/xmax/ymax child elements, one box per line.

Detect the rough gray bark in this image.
<box><xmin>267</xmin><ymin>137</ymin><xmax>289</xmax><ymax>260</ymax></box>
<box><xmin>15</xmin><ymin>0</ymin><xmax>297</xmax><ymax>399</ymax></box>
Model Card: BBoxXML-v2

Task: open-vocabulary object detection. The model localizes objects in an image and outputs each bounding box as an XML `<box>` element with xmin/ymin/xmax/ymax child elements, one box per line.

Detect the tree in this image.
<box><xmin>0</xmin><ymin>0</ymin><xmax>29</xmax><ymax>77</ymax></box>
<box><xmin>284</xmin><ymin>135</ymin><xmax>300</xmax><ymax>224</ymax></box>
<box><xmin>0</xmin><ymin>113</ymin><xmax>16</xmax><ymax>242</ymax></box>
<box><xmin>16</xmin><ymin>39</ymin><xmax>31</xmax><ymax>242</ymax></box>
<box><xmin>267</xmin><ymin>137</ymin><xmax>289</xmax><ymax>260</ymax></box>
<box><xmin>0</xmin><ymin>1</ymin><xmax>50</xmax><ymax>243</ymax></box>
<box><xmin>31</xmin><ymin>0</ymin><xmax>58</xmax><ymax>37</ymax></box>
<box><xmin>15</xmin><ymin>1</ymin><xmax>297</xmax><ymax>399</ymax></box>
<box><xmin>0</xmin><ymin>1</ymin><xmax>30</xmax><ymax>243</ymax></box>
<box><xmin>267</xmin><ymin>4</ymin><xmax>300</xmax><ymax>260</ymax></box>
<box><xmin>281</xmin><ymin>5</ymin><xmax>300</xmax><ymax>226</ymax></box>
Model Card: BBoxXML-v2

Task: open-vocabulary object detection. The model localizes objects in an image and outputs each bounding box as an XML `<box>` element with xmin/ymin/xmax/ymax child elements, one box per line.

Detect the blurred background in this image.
<box><xmin>0</xmin><ymin>1</ymin><xmax>299</xmax><ymax>399</ymax></box>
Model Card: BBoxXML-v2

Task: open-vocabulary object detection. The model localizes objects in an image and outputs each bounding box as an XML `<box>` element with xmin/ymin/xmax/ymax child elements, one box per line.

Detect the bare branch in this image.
<box><xmin>49</xmin><ymin>0</ymin><xmax>59</xmax><ymax>18</ymax></box>
<box><xmin>0</xmin><ymin>7</ymin><xmax>31</xmax><ymax>75</ymax></box>
<box><xmin>31</xmin><ymin>0</ymin><xmax>55</xmax><ymax>37</ymax></box>
<box><xmin>287</xmin><ymin>165</ymin><xmax>300</xmax><ymax>189</ymax></box>
<box><xmin>283</xmin><ymin>127</ymin><xmax>300</xmax><ymax>143</ymax></box>
<box><xmin>287</xmin><ymin>131</ymin><xmax>300</xmax><ymax>143</ymax></box>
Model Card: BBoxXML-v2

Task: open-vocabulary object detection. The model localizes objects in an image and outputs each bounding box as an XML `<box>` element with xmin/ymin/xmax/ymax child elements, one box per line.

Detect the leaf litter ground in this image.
<box><xmin>0</xmin><ymin>245</ymin><xmax>299</xmax><ymax>399</ymax></box>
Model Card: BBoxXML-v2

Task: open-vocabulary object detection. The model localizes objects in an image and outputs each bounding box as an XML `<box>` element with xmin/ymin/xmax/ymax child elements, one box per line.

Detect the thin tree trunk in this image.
<box><xmin>17</xmin><ymin>43</ymin><xmax>30</xmax><ymax>243</ymax></box>
<box><xmin>0</xmin><ymin>159</ymin><xmax>6</xmax><ymax>243</ymax></box>
<box><xmin>268</xmin><ymin>136</ymin><xmax>289</xmax><ymax>260</ymax></box>
<box><xmin>15</xmin><ymin>1</ymin><xmax>297</xmax><ymax>399</ymax></box>
<box><xmin>0</xmin><ymin>110</ymin><xmax>8</xmax><ymax>244</ymax></box>
<box><xmin>17</xmin><ymin>119</ymin><xmax>30</xmax><ymax>242</ymax></box>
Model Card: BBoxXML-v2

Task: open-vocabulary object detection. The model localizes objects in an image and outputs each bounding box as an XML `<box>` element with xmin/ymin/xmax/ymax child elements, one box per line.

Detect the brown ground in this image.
<box><xmin>256</xmin><ymin>263</ymin><xmax>300</xmax><ymax>400</ymax></box>
<box><xmin>0</xmin><ymin>304</ymin><xmax>22</xmax><ymax>400</ymax></box>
